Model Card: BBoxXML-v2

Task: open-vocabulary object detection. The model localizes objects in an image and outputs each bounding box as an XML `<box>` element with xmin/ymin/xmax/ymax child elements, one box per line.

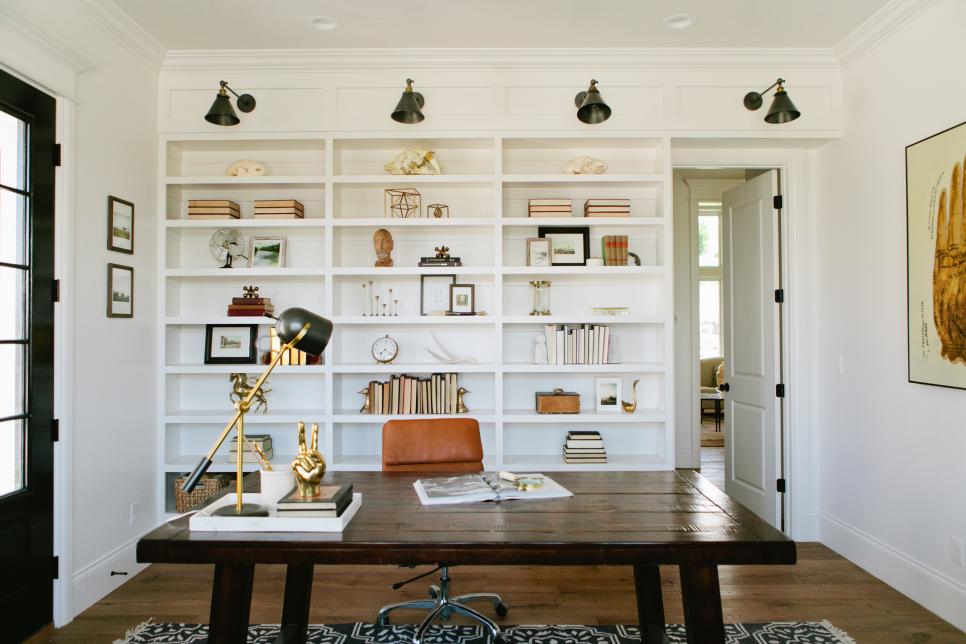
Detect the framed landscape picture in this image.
<box><xmin>107</xmin><ymin>195</ymin><xmax>134</xmax><ymax>254</ymax></box>
<box><xmin>204</xmin><ymin>324</ymin><xmax>258</xmax><ymax>364</ymax></box>
<box><xmin>250</xmin><ymin>237</ymin><xmax>286</xmax><ymax>268</ymax></box>
<box><xmin>906</xmin><ymin>120</ymin><xmax>966</xmax><ymax>389</ymax></box>
<box><xmin>106</xmin><ymin>263</ymin><xmax>133</xmax><ymax>318</ymax></box>
<box><xmin>538</xmin><ymin>226</ymin><xmax>589</xmax><ymax>266</ymax></box>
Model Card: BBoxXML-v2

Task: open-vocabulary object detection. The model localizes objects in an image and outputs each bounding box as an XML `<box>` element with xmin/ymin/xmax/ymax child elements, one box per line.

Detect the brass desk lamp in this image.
<box><xmin>180</xmin><ymin>307</ymin><xmax>333</xmax><ymax>517</ymax></box>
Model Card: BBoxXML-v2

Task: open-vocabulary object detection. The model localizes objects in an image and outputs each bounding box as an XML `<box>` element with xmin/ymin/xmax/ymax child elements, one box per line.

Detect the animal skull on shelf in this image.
<box><xmin>226</xmin><ymin>159</ymin><xmax>267</xmax><ymax>176</ymax></box>
<box><xmin>384</xmin><ymin>148</ymin><xmax>442</xmax><ymax>175</ymax></box>
<box><xmin>563</xmin><ymin>156</ymin><xmax>608</xmax><ymax>175</ymax></box>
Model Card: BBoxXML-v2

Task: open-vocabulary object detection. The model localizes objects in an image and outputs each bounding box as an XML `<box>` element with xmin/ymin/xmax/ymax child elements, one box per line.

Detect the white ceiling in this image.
<box><xmin>112</xmin><ymin>0</ymin><xmax>890</xmax><ymax>51</ymax></box>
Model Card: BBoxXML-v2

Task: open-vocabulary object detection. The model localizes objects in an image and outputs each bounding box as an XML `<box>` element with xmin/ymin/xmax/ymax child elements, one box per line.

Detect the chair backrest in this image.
<box><xmin>699</xmin><ymin>357</ymin><xmax>724</xmax><ymax>387</ymax></box>
<box><xmin>382</xmin><ymin>418</ymin><xmax>484</xmax><ymax>473</ymax></box>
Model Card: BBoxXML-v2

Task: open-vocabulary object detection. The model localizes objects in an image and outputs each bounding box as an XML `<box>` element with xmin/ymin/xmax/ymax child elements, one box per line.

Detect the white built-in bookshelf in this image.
<box><xmin>157</xmin><ymin>133</ymin><xmax>673</xmax><ymax>518</ymax></box>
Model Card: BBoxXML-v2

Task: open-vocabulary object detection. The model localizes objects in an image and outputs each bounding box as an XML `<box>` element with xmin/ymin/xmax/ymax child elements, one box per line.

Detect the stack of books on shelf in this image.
<box><xmin>563</xmin><ymin>430</ymin><xmax>607</xmax><ymax>464</ymax></box>
<box><xmin>254</xmin><ymin>199</ymin><xmax>304</xmax><ymax>219</ymax></box>
<box><xmin>543</xmin><ymin>324</ymin><xmax>612</xmax><ymax>365</ymax></box>
<box><xmin>265</xmin><ymin>327</ymin><xmax>321</xmax><ymax>366</ymax></box>
<box><xmin>227</xmin><ymin>295</ymin><xmax>274</xmax><ymax>317</ymax></box>
<box><xmin>528</xmin><ymin>198</ymin><xmax>572</xmax><ymax>217</ymax></box>
<box><xmin>229</xmin><ymin>433</ymin><xmax>273</xmax><ymax>464</ymax></box>
<box><xmin>277</xmin><ymin>483</ymin><xmax>353</xmax><ymax>518</ymax></box>
<box><xmin>365</xmin><ymin>373</ymin><xmax>461</xmax><ymax>415</ymax></box>
<box><xmin>601</xmin><ymin>235</ymin><xmax>629</xmax><ymax>266</ymax></box>
<box><xmin>418</xmin><ymin>255</ymin><xmax>462</xmax><ymax>267</ymax></box>
<box><xmin>187</xmin><ymin>200</ymin><xmax>240</xmax><ymax>219</ymax></box>
<box><xmin>584</xmin><ymin>198</ymin><xmax>630</xmax><ymax>217</ymax></box>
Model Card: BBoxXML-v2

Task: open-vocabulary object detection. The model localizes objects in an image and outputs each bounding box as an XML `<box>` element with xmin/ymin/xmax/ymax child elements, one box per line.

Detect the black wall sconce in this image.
<box><xmin>205</xmin><ymin>80</ymin><xmax>256</xmax><ymax>126</ymax></box>
<box><xmin>391</xmin><ymin>79</ymin><xmax>425</xmax><ymax>124</ymax></box>
<box><xmin>743</xmin><ymin>78</ymin><xmax>801</xmax><ymax>124</ymax></box>
<box><xmin>575</xmin><ymin>79</ymin><xmax>611</xmax><ymax>124</ymax></box>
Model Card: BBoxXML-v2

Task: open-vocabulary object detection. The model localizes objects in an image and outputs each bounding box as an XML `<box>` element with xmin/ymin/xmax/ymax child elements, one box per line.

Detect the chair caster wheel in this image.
<box><xmin>495</xmin><ymin>603</ymin><xmax>508</xmax><ymax>618</ymax></box>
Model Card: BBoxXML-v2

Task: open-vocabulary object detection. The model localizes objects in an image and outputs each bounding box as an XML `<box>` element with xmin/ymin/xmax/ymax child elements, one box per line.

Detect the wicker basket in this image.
<box><xmin>173</xmin><ymin>474</ymin><xmax>230</xmax><ymax>513</ymax></box>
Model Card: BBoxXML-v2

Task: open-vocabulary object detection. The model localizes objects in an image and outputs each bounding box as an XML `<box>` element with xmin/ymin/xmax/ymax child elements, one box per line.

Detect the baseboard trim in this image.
<box><xmin>72</xmin><ymin>534</ymin><xmax>149</xmax><ymax>619</ymax></box>
<box><xmin>820</xmin><ymin>511</ymin><xmax>966</xmax><ymax>632</ymax></box>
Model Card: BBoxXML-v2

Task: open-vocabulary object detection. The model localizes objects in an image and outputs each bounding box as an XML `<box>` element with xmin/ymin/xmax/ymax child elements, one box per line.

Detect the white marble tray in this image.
<box><xmin>189</xmin><ymin>492</ymin><xmax>362</xmax><ymax>532</ymax></box>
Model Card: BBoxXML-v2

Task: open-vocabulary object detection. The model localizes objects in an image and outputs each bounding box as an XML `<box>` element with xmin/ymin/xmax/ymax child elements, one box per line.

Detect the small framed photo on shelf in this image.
<box><xmin>204</xmin><ymin>324</ymin><xmax>258</xmax><ymax>364</ymax></box>
<box><xmin>106</xmin><ymin>263</ymin><xmax>133</xmax><ymax>318</ymax></box>
<box><xmin>526</xmin><ymin>237</ymin><xmax>551</xmax><ymax>267</ymax></box>
<box><xmin>538</xmin><ymin>226</ymin><xmax>590</xmax><ymax>266</ymax></box>
<box><xmin>249</xmin><ymin>237</ymin><xmax>286</xmax><ymax>268</ymax></box>
<box><xmin>107</xmin><ymin>196</ymin><xmax>134</xmax><ymax>254</ymax></box>
<box><xmin>595</xmin><ymin>377</ymin><xmax>621</xmax><ymax>413</ymax></box>
<box><xmin>420</xmin><ymin>274</ymin><xmax>456</xmax><ymax>315</ymax></box>
<box><xmin>449</xmin><ymin>284</ymin><xmax>475</xmax><ymax>314</ymax></box>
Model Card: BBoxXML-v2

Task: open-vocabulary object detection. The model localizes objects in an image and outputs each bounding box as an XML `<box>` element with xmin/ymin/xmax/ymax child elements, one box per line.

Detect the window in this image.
<box><xmin>697</xmin><ymin>201</ymin><xmax>723</xmax><ymax>359</ymax></box>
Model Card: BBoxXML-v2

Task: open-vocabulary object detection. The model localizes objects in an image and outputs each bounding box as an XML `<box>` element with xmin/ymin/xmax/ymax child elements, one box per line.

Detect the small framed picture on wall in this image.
<box><xmin>249</xmin><ymin>237</ymin><xmax>286</xmax><ymax>268</ymax></box>
<box><xmin>204</xmin><ymin>324</ymin><xmax>258</xmax><ymax>364</ymax></box>
<box><xmin>106</xmin><ymin>263</ymin><xmax>134</xmax><ymax>318</ymax></box>
<box><xmin>107</xmin><ymin>196</ymin><xmax>134</xmax><ymax>254</ymax></box>
<box><xmin>595</xmin><ymin>377</ymin><xmax>621</xmax><ymax>413</ymax></box>
<box><xmin>526</xmin><ymin>237</ymin><xmax>551</xmax><ymax>267</ymax></box>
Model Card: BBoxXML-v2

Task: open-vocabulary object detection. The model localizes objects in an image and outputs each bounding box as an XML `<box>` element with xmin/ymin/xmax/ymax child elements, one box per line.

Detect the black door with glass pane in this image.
<box><xmin>0</xmin><ymin>69</ymin><xmax>57</xmax><ymax>641</ymax></box>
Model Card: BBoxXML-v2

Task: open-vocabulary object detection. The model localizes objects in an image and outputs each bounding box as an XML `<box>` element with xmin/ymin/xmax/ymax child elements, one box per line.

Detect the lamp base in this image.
<box><xmin>212</xmin><ymin>503</ymin><xmax>269</xmax><ymax>517</ymax></box>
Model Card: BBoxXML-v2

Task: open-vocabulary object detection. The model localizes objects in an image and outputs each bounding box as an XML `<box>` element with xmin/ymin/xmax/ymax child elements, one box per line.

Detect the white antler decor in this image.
<box><xmin>424</xmin><ymin>332</ymin><xmax>478</xmax><ymax>364</ymax></box>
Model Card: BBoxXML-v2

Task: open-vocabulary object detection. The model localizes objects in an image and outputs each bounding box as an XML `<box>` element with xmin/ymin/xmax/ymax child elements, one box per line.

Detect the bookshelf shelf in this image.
<box><xmin>157</xmin><ymin>133</ymin><xmax>674</xmax><ymax>521</ymax></box>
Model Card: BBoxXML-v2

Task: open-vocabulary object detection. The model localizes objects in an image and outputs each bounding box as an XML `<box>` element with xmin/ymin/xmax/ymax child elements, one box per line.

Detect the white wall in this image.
<box><xmin>814</xmin><ymin>0</ymin><xmax>966</xmax><ymax>630</ymax></box>
<box><xmin>0</xmin><ymin>0</ymin><xmax>160</xmax><ymax>622</ymax></box>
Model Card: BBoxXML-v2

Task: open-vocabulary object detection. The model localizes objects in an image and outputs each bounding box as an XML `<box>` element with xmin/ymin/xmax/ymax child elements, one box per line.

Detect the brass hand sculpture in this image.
<box><xmin>933</xmin><ymin>158</ymin><xmax>966</xmax><ymax>364</ymax></box>
<box><xmin>291</xmin><ymin>421</ymin><xmax>326</xmax><ymax>497</ymax></box>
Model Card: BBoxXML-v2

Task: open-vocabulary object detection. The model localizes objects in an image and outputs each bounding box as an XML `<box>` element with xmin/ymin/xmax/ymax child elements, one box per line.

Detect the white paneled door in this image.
<box><xmin>721</xmin><ymin>170</ymin><xmax>782</xmax><ymax>528</ymax></box>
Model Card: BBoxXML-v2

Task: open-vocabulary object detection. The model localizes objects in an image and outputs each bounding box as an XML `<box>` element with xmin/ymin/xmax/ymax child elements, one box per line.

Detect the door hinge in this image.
<box><xmin>52</xmin><ymin>143</ymin><xmax>61</xmax><ymax>167</ymax></box>
<box><xmin>51</xmin><ymin>418</ymin><xmax>59</xmax><ymax>442</ymax></box>
<box><xmin>773</xmin><ymin>194</ymin><xmax>783</xmax><ymax>210</ymax></box>
<box><xmin>776</xmin><ymin>384</ymin><xmax>786</xmax><ymax>398</ymax></box>
<box><xmin>774</xmin><ymin>288</ymin><xmax>784</xmax><ymax>303</ymax></box>
<box><xmin>52</xmin><ymin>279</ymin><xmax>60</xmax><ymax>303</ymax></box>
<box><xmin>777</xmin><ymin>478</ymin><xmax>787</xmax><ymax>494</ymax></box>
<box><xmin>52</xmin><ymin>555</ymin><xmax>59</xmax><ymax>579</ymax></box>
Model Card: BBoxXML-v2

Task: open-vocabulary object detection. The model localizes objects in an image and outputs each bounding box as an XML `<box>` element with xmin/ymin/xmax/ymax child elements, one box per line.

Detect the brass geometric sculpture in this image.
<box><xmin>385</xmin><ymin>188</ymin><xmax>421</xmax><ymax>218</ymax></box>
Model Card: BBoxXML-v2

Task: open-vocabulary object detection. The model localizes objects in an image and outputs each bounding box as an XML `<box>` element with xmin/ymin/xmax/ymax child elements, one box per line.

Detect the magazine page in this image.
<box><xmin>482</xmin><ymin>473</ymin><xmax>574</xmax><ymax>501</ymax></box>
<box><xmin>413</xmin><ymin>474</ymin><xmax>498</xmax><ymax>505</ymax></box>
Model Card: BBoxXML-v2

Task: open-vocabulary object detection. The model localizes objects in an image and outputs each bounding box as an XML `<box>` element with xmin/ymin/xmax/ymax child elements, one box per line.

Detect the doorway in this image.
<box><xmin>0</xmin><ymin>68</ymin><xmax>57</xmax><ymax>641</ymax></box>
<box><xmin>673</xmin><ymin>168</ymin><xmax>787</xmax><ymax>530</ymax></box>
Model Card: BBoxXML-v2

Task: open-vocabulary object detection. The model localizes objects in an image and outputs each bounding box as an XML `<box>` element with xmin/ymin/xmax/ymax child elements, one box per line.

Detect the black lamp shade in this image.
<box><xmin>276</xmin><ymin>307</ymin><xmax>333</xmax><ymax>357</ymax></box>
<box><xmin>764</xmin><ymin>87</ymin><xmax>801</xmax><ymax>124</ymax></box>
<box><xmin>575</xmin><ymin>83</ymin><xmax>611</xmax><ymax>124</ymax></box>
<box><xmin>391</xmin><ymin>90</ymin><xmax>425</xmax><ymax>124</ymax></box>
<box><xmin>205</xmin><ymin>93</ymin><xmax>240</xmax><ymax>126</ymax></box>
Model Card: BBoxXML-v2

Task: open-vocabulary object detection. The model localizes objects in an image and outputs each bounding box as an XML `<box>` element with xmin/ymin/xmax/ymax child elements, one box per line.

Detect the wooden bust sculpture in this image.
<box><xmin>374</xmin><ymin>228</ymin><xmax>394</xmax><ymax>267</ymax></box>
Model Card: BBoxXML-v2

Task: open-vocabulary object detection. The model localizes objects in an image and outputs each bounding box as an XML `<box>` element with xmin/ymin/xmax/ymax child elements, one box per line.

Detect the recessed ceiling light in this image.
<box><xmin>306</xmin><ymin>15</ymin><xmax>341</xmax><ymax>31</ymax></box>
<box><xmin>662</xmin><ymin>13</ymin><xmax>698</xmax><ymax>30</ymax></box>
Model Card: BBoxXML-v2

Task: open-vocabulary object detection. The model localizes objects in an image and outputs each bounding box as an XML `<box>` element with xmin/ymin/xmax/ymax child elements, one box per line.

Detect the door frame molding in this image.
<box><xmin>672</xmin><ymin>145</ymin><xmax>817</xmax><ymax>541</ymax></box>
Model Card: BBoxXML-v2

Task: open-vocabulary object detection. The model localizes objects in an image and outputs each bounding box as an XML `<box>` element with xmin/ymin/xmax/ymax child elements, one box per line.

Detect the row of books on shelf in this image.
<box><xmin>187</xmin><ymin>199</ymin><xmax>304</xmax><ymax>220</ymax></box>
<box><xmin>543</xmin><ymin>324</ymin><xmax>613</xmax><ymax>365</ymax></box>
<box><xmin>563</xmin><ymin>430</ymin><xmax>607</xmax><ymax>463</ymax></box>
<box><xmin>265</xmin><ymin>327</ymin><xmax>322</xmax><ymax>366</ymax></box>
<box><xmin>601</xmin><ymin>235</ymin><xmax>629</xmax><ymax>266</ymax></box>
<box><xmin>229</xmin><ymin>433</ymin><xmax>273</xmax><ymax>464</ymax></box>
<box><xmin>364</xmin><ymin>373</ymin><xmax>462</xmax><ymax>415</ymax></box>
<box><xmin>528</xmin><ymin>198</ymin><xmax>630</xmax><ymax>218</ymax></box>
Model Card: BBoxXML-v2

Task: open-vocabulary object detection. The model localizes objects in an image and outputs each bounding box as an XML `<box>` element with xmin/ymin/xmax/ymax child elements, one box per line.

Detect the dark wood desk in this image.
<box><xmin>138</xmin><ymin>470</ymin><xmax>795</xmax><ymax>644</ymax></box>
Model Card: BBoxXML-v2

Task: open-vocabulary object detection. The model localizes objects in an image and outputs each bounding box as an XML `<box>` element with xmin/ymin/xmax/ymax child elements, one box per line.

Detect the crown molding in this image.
<box><xmin>161</xmin><ymin>47</ymin><xmax>842</xmax><ymax>73</ymax></box>
<box><xmin>67</xmin><ymin>0</ymin><xmax>166</xmax><ymax>72</ymax></box>
<box><xmin>0</xmin><ymin>3</ymin><xmax>94</xmax><ymax>75</ymax></box>
<box><xmin>835</xmin><ymin>0</ymin><xmax>939</xmax><ymax>67</ymax></box>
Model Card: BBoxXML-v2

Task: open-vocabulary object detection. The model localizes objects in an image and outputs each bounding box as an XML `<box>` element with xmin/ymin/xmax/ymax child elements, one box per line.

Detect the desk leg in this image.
<box><xmin>679</xmin><ymin>565</ymin><xmax>725</xmax><ymax>644</ymax></box>
<box><xmin>208</xmin><ymin>562</ymin><xmax>255</xmax><ymax>644</ymax></box>
<box><xmin>633</xmin><ymin>565</ymin><xmax>668</xmax><ymax>643</ymax></box>
<box><xmin>274</xmin><ymin>564</ymin><xmax>314</xmax><ymax>644</ymax></box>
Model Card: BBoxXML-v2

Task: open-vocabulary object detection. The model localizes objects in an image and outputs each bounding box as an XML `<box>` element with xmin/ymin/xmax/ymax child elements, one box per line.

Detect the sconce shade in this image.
<box><xmin>764</xmin><ymin>86</ymin><xmax>801</xmax><ymax>124</ymax></box>
<box><xmin>205</xmin><ymin>92</ymin><xmax>240</xmax><ymax>126</ymax></box>
<box><xmin>391</xmin><ymin>79</ymin><xmax>426</xmax><ymax>124</ymax></box>
<box><xmin>574</xmin><ymin>80</ymin><xmax>611</xmax><ymax>124</ymax></box>
<box><xmin>276</xmin><ymin>307</ymin><xmax>333</xmax><ymax>357</ymax></box>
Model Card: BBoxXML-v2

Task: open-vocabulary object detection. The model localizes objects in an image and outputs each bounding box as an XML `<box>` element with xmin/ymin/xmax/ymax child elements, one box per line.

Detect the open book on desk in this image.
<box><xmin>413</xmin><ymin>473</ymin><xmax>572</xmax><ymax>506</ymax></box>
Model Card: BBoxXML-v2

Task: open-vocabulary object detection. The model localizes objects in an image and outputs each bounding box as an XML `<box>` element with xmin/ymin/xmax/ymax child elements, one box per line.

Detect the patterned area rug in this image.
<box><xmin>115</xmin><ymin>620</ymin><xmax>855</xmax><ymax>643</ymax></box>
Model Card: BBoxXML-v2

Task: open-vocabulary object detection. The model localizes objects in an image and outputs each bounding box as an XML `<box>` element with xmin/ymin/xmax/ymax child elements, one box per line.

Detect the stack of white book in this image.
<box><xmin>528</xmin><ymin>198</ymin><xmax>572</xmax><ymax>217</ymax></box>
<box><xmin>563</xmin><ymin>430</ymin><xmax>607</xmax><ymax>464</ymax></box>
<box><xmin>543</xmin><ymin>324</ymin><xmax>612</xmax><ymax>365</ymax></box>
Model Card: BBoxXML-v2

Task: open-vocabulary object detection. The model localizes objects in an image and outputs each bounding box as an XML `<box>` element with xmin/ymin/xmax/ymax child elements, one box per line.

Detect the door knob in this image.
<box><xmin>719</xmin><ymin>382</ymin><xmax>730</xmax><ymax>392</ymax></box>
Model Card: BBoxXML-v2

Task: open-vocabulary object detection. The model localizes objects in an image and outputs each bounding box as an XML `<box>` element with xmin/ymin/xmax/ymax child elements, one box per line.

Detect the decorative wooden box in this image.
<box><xmin>535</xmin><ymin>388</ymin><xmax>580</xmax><ymax>414</ymax></box>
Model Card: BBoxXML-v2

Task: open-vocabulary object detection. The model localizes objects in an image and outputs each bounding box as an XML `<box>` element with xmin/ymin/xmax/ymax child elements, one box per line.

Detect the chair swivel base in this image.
<box><xmin>377</xmin><ymin>567</ymin><xmax>507</xmax><ymax>644</ymax></box>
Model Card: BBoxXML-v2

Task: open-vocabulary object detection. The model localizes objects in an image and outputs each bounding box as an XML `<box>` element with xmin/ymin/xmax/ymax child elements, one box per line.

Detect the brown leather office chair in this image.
<box><xmin>377</xmin><ymin>418</ymin><xmax>507</xmax><ymax>644</ymax></box>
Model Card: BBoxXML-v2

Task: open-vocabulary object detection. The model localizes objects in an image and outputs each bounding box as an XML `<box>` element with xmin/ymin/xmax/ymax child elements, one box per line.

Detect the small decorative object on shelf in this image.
<box><xmin>427</xmin><ymin>203</ymin><xmax>449</xmax><ymax>218</ymax></box>
<box><xmin>385</xmin><ymin>187</ymin><xmax>422</xmax><ymax>218</ymax></box>
<box><xmin>363</xmin><ymin>372</ymin><xmax>462</xmax><ymax>414</ymax></box>
<box><xmin>227</xmin><ymin>287</ymin><xmax>274</xmax><ymax>317</ymax></box>
<box><xmin>563</xmin><ymin>430</ymin><xmax>607</xmax><ymax>464</ymax></box>
<box><xmin>421</xmin><ymin>274</ymin><xmax>456</xmax><ymax>315</ymax></box>
<box><xmin>628</xmin><ymin>252</ymin><xmax>642</xmax><ymax>266</ymax></box>
<box><xmin>528</xmin><ymin>198</ymin><xmax>572</xmax><ymax>218</ymax></box>
<box><xmin>540</xmin><ymin>226</ymin><xmax>590</xmax><ymax>266</ymax></box>
<box><xmin>456</xmin><ymin>387</ymin><xmax>470</xmax><ymax>413</ymax></box>
<box><xmin>529</xmin><ymin>280</ymin><xmax>552</xmax><ymax>316</ymax></box>
<box><xmin>250</xmin><ymin>237</ymin><xmax>286</xmax><ymax>268</ymax></box>
<box><xmin>622</xmin><ymin>378</ymin><xmax>640</xmax><ymax>413</ymax></box>
<box><xmin>359</xmin><ymin>387</ymin><xmax>371</xmax><ymax>413</ymax></box>
<box><xmin>384</xmin><ymin>148</ymin><xmax>441</xmax><ymax>175</ymax></box>
<box><xmin>189</xmin><ymin>199</ymin><xmax>240</xmax><ymax>220</ymax></box>
<box><xmin>527</xmin><ymin>238</ymin><xmax>550</xmax><ymax>266</ymax></box>
<box><xmin>419</xmin><ymin>245</ymin><xmax>462</xmax><ymax>267</ymax></box>
<box><xmin>448</xmin><ymin>284</ymin><xmax>475</xmax><ymax>314</ymax></box>
<box><xmin>533</xmin><ymin>335</ymin><xmax>549</xmax><ymax>364</ymax></box>
<box><xmin>254</xmin><ymin>199</ymin><xmax>303</xmax><ymax>220</ymax></box>
<box><xmin>373</xmin><ymin>228</ymin><xmax>395</xmax><ymax>266</ymax></box>
<box><xmin>585</xmin><ymin>198</ymin><xmax>630</xmax><ymax>217</ymax></box>
<box><xmin>205</xmin><ymin>325</ymin><xmax>258</xmax><ymax>364</ymax></box>
<box><xmin>229</xmin><ymin>372</ymin><xmax>271</xmax><ymax>414</ymax></box>
<box><xmin>564</xmin><ymin>156</ymin><xmax>608</xmax><ymax>175</ymax></box>
<box><xmin>291</xmin><ymin>421</ymin><xmax>326</xmax><ymax>498</ymax></box>
<box><xmin>372</xmin><ymin>334</ymin><xmax>399</xmax><ymax>364</ymax></box>
<box><xmin>535</xmin><ymin>388</ymin><xmax>580</xmax><ymax>414</ymax></box>
<box><xmin>226</xmin><ymin>159</ymin><xmax>266</xmax><ymax>176</ymax></box>
<box><xmin>596</xmin><ymin>377</ymin><xmax>621</xmax><ymax>413</ymax></box>
<box><xmin>586</xmin><ymin>258</ymin><xmax>604</xmax><ymax>267</ymax></box>
<box><xmin>423</xmin><ymin>332</ymin><xmax>478</xmax><ymax>364</ymax></box>
<box><xmin>601</xmin><ymin>235</ymin><xmax>629</xmax><ymax>265</ymax></box>
<box><xmin>209</xmin><ymin>228</ymin><xmax>247</xmax><ymax>268</ymax></box>
<box><xmin>361</xmin><ymin>282</ymin><xmax>368</xmax><ymax>316</ymax></box>
<box><xmin>591</xmin><ymin>307</ymin><xmax>629</xmax><ymax>316</ymax></box>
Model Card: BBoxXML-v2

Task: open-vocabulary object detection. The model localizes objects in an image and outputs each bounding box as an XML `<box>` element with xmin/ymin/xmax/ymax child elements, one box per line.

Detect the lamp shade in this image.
<box><xmin>391</xmin><ymin>79</ymin><xmax>425</xmax><ymax>124</ymax></box>
<box><xmin>764</xmin><ymin>87</ymin><xmax>801</xmax><ymax>124</ymax></box>
<box><xmin>276</xmin><ymin>307</ymin><xmax>333</xmax><ymax>357</ymax></box>
<box><xmin>574</xmin><ymin>80</ymin><xmax>611</xmax><ymax>124</ymax></box>
<box><xmin>205</xmin><ymin>92</ymin><xmax>240</xmax><ymax>126</ymax></box>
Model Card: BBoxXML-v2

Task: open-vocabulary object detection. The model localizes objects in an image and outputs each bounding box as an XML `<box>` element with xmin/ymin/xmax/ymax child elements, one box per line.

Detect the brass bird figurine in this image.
<box><xmin>621</xmin><ymin>379</ymin><xmax>639</xmax><ymax>413</ymax></box>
